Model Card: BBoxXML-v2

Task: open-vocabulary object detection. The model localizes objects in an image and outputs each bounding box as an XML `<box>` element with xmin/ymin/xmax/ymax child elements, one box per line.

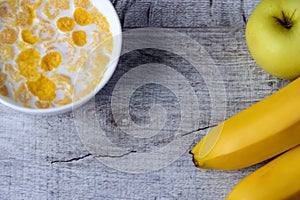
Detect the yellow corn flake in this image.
<box><xmin>0</xmin><ymin>85</ymin><xmax>9</xmax><ymax>97</ymax></box>
<box><xmin>91</xmin><ymin>77</ymin><xmax>102</xmax><ymax>88</ymax></box>
<box><xmin>35</xmin><ymin>101</ymin><xmax>51</xmax><ymax>109</ymax></box>
<box><xmin>0</xmin><ymin>2</ymin><xmax>13</xmax><ymax>19</ymax></box>
<box><xmin>16</xmin><ymin>41</ymin><xmax>30</xmax><ymax>51</ymax></box>
<box><xmin>91</xmin><ymin>8</ymin><xmax>110</xmax><ymax>33</ymax></box>
<box><xmin>38</xmin><ymin>25</ymin><xmax>56</xmax><ymax>41</ymax></box>
<box><xmin>21</xmin><ymin>29</ymin><xmax>39</xmax><ymax>45</ymax></box>
<box><xmin>83</xmin><ymin>77</ymin><xmax>102</xmax><ymax>95</ymax></box>
<box><xmin>67</xmin><ymin>64</ymin><xmax>76</xmax><ymax>72</ymax></box>
<box><xmin>103</xmin><ymin>33</ymin><xmax>113</xmax><ymax>54</ymax></box>
<box><xmin>27</xmin><ymin>73</ymin><xmax>56</xmax><ymax>101</ymax></box>
<box><xmin>55</xmin><ymin>95</ymin><xmax>72</xmax><ymax>106</ymax></box>
<box><xmin>3</xmin><ymin>0</ymin><xmax>18</xmax><ymax>14</ymax></box>
<box><xmin>0</xmin><ymin>69</ymin><xmax>7</xmax><ymax>84</ymax></box>
<box><xmin>14</xmin><ymin>82</ymin><xmax>32</xmax><ymax>105</ymax></box>
<box><xmin>0</xmin><ymin>69</ymin><xmax>9</xmax><ymax>97</ymax></box>
<box><xmin>0</xmin><ymin>45</ymin><xmax>15</xmax><ymax>63</ymax></box>
<box><xmin>16</xmin><ymin>48</ymin><xmax>40</xmax><ymax>79</ymax></box>
<box><xmin>90</xmin><ymin>30</ymin><xmax>101</xmax><ymax>46</ymax></box>
<box><xmin>20</xmin><ymin>0</ymin><xmax>42</xmax><ymax>10</ymax></box>
<box><xmin>41</xmin><ymin>52</ymin><xmax>62</xmax><ymax>71</ymax></box>
<box><xmin>76</xmin><ymin>50</ymin><xmax>88</xmax><ymax>70</ymax></box>
<box><xmin>91</xmin><ymin>50</ymin><xmax>110</xmax><ymax>68</ymax></box>
<box><xmin>75</xmin><ymin>76</ymin><xmax>102</xmax><ymax>100</ymax></box>
<box><xmin>0</xmin><ymin>28</ymin><xmax>18</xmax><ymax>44</ymax></box>
<box><xmin>52</xmin><ymin>73</ymin><xmax>72</xmax><ymax>85</ymax></box>
<box><xmin>43</xmin><ymin>2</ymin><xmax>59</xmax><ymax>20</ymax></box>
<box><xmin>4</xmin><ymin>63</ymin><xmax>22</xmax><ymax>82</ymax></box>
<box><xmin>74</xmin><ymin>0</ymin><xmax>91</xmax><ymax>9</ymax></box>
<box><xmin>68</xmin><ymin>49</ymin><xmax>88</xmax><ymax>72</ymax></box>
<box><xmin>89</xmin><ymin>66</ymin><xmax>107</xmax><ymax>78</ymax></box>
<box><xmin>72</xmin><ymin>30</ymin><xmax>87</xmax><ymax>46</ymax></box>
<box><xmin>49</xmin><ymin>0</ymin><xmax>70</xmax><ymax>10</ymax></box>
<box><xmin>89</xmin><ymin>46</ymin><xmax>109</xmax><ymax>77</ymax></box>
<box><xmin>56</xmin><ymin>17</ymin><xmax>75</xmax><ymax>32</ymax></box>
<box><xmin>46</xmin><ymin>46</ymin><xmax>57</xmax><ymax>52</ymax></box>
<box><xmin>16</xmin><ymin>6</ymin><xmax>35</xmax><ymax>27</ymax></box>
<box><xmin>51</xmin><ymin>73</ymin><xmax>73</xmax><ymax>95</ymax></box>
<box><xmin>74</xmin><ymin>8</ymin><xmax>91</xmax><ymax>26</ymax></box>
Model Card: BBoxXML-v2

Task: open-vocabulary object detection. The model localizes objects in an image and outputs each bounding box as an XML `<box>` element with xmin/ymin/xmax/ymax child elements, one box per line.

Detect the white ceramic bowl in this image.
<box><xmin>0</xmin><ymin>0</ymin><xmax>122</xmax><ymax>115</ymax></box>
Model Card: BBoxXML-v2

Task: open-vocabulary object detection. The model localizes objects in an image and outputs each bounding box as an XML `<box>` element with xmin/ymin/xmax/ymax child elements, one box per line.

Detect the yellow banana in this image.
<box><xmin>191</xmin><ymin>77</ymin><xmax>300</xmax><ymax>170</ymax></box>
<box><xmin>226</xmin><ymin>145</ymin><xmax>300</xmax><ymax>200</ymax></box>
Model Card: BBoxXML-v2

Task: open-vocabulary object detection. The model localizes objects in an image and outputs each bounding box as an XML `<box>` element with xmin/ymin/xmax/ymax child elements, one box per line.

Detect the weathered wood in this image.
<box><xmin>113</xmin><ymin>0</ymin><xmax>262</xmax><ymax>28</ymax></box>
<box><xmin>0</xmin><ymin>0</ymin><xmax>291</xmax><ymax>199</ymax></box>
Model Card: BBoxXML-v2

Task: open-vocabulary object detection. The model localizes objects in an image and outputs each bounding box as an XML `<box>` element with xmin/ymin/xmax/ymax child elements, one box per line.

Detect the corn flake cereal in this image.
<box><xmin>55</xmin><ymin>95</ymin><xmax>72</xmax><ymax>106</ymax></box>
<box><xmin>41</xmin><ymin>52</ymin><xmax>62</xmax><ymax>71</ymax></box>
<box><xmin>38</xmin><ymin>25</ymin><xmax>56</xmax><ymax>41</ymax></box>
<box><xmin>74</xmin><ymin>0</ymin><xmax>91</xmax><ymax>9</ymax></box>
<box><xmin>56</xmin><ymin>17</ymin><xmax>75</xmax><ymax>32</ymax></box>
<box><xmin>35</xmin><ymin>101</ymin><xmax>51</xmax><ymax>109</ymax></box>
<box><xmin>43</xmin><ymin>2</ymin><xmax>59</xmax><ymax>20</ymax></box>
<box><xmin>4</xmin><ymin>64</ymin><xmax>22</xmax><ymax>82</ymax></box>
<box><xmin>21</xmin><ymin>29</ymin><xmax>38</xmax><ymax>44</ymax></box>
<box><xmin>0</xmin><ymin>67</ymin><xmax>9</xmax><ymax>97</ymax></box>
<box><xmin>0</xmin><ymin>85</ymin><xmax>9</xmax><ymax>97</ymax></box>
<box><xmin>0</xmin><ymin>45</ymin><xmax>15</xmax><ymax>63</ymax></box>
<box><xmin>91</xmin><ymin>50</ymin><xmax>110</xmax><ymax>68</ymax></box>
<box><xmin>16</xmin><ymin>48</ymin><xmax>40</xmax><ymax>79</ymax></box>
<box><xmin>76</xmin><ymin>49</ymin><xmax>89</xmax><ymax>70</ymax></box>
<box><xmin>3</xmin><ymin>0</ymin><xmax>18</xmax><ymax>14</ymax></box>
<box><xmin>91</xmin><ymin>8</ymin><xmax>110</xmax><ymax>33</ymax></box>
<box><xmin>16</xmin><ymin>6</ymin><xmax>35</xmax><ymax>26</ymax></box>
<box><xmin>20</xmin><ymin>0</ymin><xmax>42</xmax><ymax>10</ymax></box>
<box><xmin>49</xmin><ymin>0</ymin><xmax>70</xmax><ymax>10</ymax></box>
<box><xmin>14</xmin><ymin>83</ymin><xmax>32</xmax><ymax>106</ymax></box>
<box><xmin>0</xmin><ymin>69</ymin><xmax>7</xmax><ymax>84</ymax></box>
<box><xmin>0</xmin><ymin>28</ymin><xmax>18</xmax><ymax>44</ymax></box>
<box><xmin>0</xmin><ymin>2</ymin><xmax>13</xmax><ymax>19</ymax></box>
<box><xmin>0</xmin><ymin>0</ymin><xmax>113</xmax><ymax>108</ymax></box>
<box><xmin>52</xmin><ymin>74</ymin><xmax>73</xmax><ymax>92</ymax></box>
<box><xmin>27</xmin><ymin>73</ymin><xmax>56</xmax><ymax>101</ymax></box>
<box><xmin>103</xmin><ymin>33</ymin><xmax>113</xmax><ymax>54</ymax></box>
<box><xmin>74</xmin><ymin>8</ymin><xmax>91</xmax><ymax>26</ymax></box>
<box><xmin>72</xmin><ymin>30</ymin><xmax>87</xmax><ymax>46</ymax></box>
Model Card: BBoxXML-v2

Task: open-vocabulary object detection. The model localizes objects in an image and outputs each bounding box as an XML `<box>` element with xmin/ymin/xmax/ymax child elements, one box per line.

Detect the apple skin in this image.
<box><xmin>246</xmin><ymin>0</ymin><xmax>300</xmax><ymax>80</ymax></box>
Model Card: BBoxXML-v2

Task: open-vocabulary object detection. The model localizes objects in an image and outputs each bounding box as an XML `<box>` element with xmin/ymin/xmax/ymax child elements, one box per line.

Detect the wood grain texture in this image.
<box><xmin>0</xmin><ymin>0</ymin><xmax>291</xmax><ymax>199</ymax></box>
<box><xmin>113</xmin><ymin>0</ymin><xmax>262</xmax><ymax>28</ymax></box>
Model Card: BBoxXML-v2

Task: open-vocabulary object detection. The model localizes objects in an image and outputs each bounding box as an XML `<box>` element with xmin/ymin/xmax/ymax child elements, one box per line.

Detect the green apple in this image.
<box><xmin>246</xmin><ymin>0</ymin><xmax>300</xmax><ymax>80</ymax></box>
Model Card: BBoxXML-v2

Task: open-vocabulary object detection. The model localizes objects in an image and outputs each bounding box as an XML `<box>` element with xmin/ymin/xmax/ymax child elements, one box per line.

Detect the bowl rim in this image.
<box><xmin>0</xmin><ymin>0</ymin><xmax>122</xmax><ymax>115</ymax></box>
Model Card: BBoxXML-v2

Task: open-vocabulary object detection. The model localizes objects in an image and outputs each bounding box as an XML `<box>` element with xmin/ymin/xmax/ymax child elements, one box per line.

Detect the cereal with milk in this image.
<box><xmin>0</xmin><ymin>0</ymin><xmax>113</xmax><ymax>108</ymax></box>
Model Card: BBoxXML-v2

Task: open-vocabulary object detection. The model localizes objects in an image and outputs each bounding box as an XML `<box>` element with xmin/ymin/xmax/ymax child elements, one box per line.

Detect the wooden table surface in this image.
<box><xmin>0</xmin><ymin>0</ymin><xmax>290</xmax><ymax>199</ymax></box>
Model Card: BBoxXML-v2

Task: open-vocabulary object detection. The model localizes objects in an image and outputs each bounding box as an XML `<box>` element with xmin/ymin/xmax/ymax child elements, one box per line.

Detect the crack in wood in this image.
<box><xmin>49</xmin><ymin>125</ymin><xmax>218</xmax><ymax>165</ymax></box>
<box><xmin>179</xmin><ymin>125</ymin><xmax>217</xmax><ymax>137</ymax></box>
<box><xmin>146</xmin><ymin>3</ymin><xmax>151</xmax><ymax>25</ymax></box>
<box><xmin>241</xmin><ymin>0</ymin><xmax>247</xmax><ymax>24</ymax></box>
<box><xmin>94</xmin><ymin>151</ymin><xmax>137</xmax><ymax>158</ymax></box>
<box><xmin>50</xmin><ymin>154</ymin><xmax>92</xmax><ymax>164</ymax></box>
<box><xmin>50</xmin><ymin>151</ymin><xmax>138</xmax><ymax>164</ymax></box>
<box><xmin>209</xmin><ymin>0</ymin><xmax>213</xmax><ymax>8</ymax></box>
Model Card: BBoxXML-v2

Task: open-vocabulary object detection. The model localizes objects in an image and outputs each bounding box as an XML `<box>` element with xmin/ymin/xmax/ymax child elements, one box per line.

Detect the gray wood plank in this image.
<box><xmin>0</xmin><ymin>0</ymin><xmax>290</xmax><ymax>199</ymax></box>
<box><xmin>112</xmin><ymin>0</ymin><xmax>261</xmax><ymax>28</ymax></box>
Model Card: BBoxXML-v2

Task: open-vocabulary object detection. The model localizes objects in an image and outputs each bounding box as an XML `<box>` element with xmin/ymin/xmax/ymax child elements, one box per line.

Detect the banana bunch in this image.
<box><xmin>191</xmin><ymin>77</ymin><xmax>300</xmax><ymax>199</ymax></box>
<box><xmin>226</xmin><ymin>145</ymin><xmax>300</xmax><ymax>200</ymax></box>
